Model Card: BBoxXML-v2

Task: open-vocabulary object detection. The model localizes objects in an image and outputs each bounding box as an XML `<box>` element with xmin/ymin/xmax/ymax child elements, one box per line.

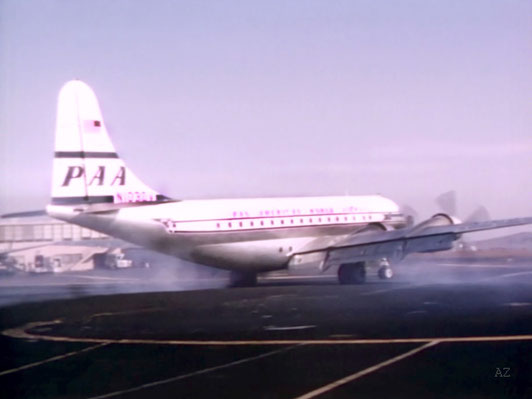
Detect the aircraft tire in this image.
<box><xmin>338</xmin><ymin>262</ymin><xmax>366</xmax><ymax>285</ymax></box>
<box><xmin>378</xmin><ymin>266</ymin><xmax>393</xmax><ymax>280</ymax></box>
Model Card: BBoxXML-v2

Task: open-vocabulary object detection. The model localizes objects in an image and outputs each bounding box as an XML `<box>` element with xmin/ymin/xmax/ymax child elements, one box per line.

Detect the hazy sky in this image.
<box><xmin>1</xmin><ymin>0</ymin><xmax>531</xmax><ymax>225</ymax></box>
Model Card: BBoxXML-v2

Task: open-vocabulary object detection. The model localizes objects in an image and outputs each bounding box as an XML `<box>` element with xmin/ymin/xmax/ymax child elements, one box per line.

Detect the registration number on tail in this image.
<box><xmin>114</xmin><ymin>192</ymin><xmax>157</xmax><ymax>204</ymax></box>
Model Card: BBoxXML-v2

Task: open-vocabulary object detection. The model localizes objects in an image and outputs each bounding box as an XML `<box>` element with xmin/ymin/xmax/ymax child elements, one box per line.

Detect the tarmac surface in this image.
<box><xmin>1</xmin><ymin>259</ymin><xmax>532</xmax><ymax>398</ymax></box>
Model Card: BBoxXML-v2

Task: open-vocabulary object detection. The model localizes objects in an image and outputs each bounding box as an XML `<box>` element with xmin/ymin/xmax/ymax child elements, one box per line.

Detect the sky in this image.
<box><xmin>1</xmin><ymin>0</ymin><xmax>531</xmax><ymax>229</ymax></box>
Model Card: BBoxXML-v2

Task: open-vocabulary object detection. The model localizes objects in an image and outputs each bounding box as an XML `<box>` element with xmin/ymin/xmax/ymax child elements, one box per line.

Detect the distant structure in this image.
<box><xmin>0</xmin><ymin>215</ymin><xmax>108</xmax><ymax>244</ymax></box>
<box><xmin>0</xmin><ymin>215</ymin><xmax>112</xmax><ymax>272</ymax></box>
<box><xmin>0</xmin><ymin>215</ymin><xmax>207</xmax><ymax>276</ymax></box>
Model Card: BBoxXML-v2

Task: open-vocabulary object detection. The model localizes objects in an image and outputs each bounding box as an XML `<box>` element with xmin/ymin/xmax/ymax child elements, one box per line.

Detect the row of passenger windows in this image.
<box><xmin>215</xmin><ymin>215</ymin><xmax>373</xmax><ymax>229</ymax></box>
<box><xmin>0</xmin><ymin>224</ymin><xmax>108</xmax><ymax>243</ymax></box>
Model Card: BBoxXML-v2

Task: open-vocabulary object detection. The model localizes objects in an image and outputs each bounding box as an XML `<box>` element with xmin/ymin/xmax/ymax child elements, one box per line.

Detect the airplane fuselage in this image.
<box><xmin>48</xmin><ymin>195</ymin><xmax>405</xmax><ymax>272</ymax></box>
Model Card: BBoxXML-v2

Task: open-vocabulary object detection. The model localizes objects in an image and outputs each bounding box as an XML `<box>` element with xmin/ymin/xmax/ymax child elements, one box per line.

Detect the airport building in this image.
<box><xmin>0</xmin><ymin>215</ymin><xmax>108</xmax><ymax>244</ymax></box>
<box><xmin>0</xmin><ymin>215</ymin><xmax>116</xmax><ymax>273</ymax></box>
<box><xmin>0</xmin><ymin>215</ymin><xmax>210</xmax><ymax>277</ymax></box>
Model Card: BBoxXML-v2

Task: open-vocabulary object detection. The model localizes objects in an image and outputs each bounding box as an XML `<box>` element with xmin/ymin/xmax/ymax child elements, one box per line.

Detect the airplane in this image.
<box><xmin>45</xmin><ymin>80</ymin><xmax>532</xmax><ymax>286</ymax></box>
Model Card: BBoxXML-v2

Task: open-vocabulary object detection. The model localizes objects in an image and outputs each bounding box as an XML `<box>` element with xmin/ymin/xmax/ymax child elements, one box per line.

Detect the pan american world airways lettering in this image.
<box><xmin>61</xmin><ymin>166</ymin><xmax>126</xmax><ymax>186</ymax></box>
<box><xmin>60</xmin><ymin>165</ymin><xmax>157</xmax><ymax>204</ymax></box>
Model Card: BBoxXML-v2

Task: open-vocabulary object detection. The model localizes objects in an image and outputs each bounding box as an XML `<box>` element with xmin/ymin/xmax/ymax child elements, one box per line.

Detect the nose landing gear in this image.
<box><xmin>378</xmin><ymin>266</ymin><xmax>394</xmax><ymax>280</ymax></box>
<box><xmin>377</xmin><ymin>257</ymin><xmax>394</xmax><ymax>280</ymax></box>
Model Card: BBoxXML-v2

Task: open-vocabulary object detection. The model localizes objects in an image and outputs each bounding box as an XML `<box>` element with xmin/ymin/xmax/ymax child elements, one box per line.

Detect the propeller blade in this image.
<box><xmin>465</xmin><ymin>206</ymin><xmax>491</xmax><ymax>223</ymax></box>
<box><xmin>436</xmin><ymin>190</ymin><xmax>457</xmax><ymax>215</ymax></box>
<box><xmin>400</xmin><ymin>205</ymin><xmax>418</xmax><ymax>225</ymax></box>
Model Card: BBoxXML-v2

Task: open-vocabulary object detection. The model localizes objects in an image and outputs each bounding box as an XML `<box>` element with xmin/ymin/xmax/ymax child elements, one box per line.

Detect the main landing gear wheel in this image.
<box><xmin>338</xmin><ymin>262</ymin><xmax>366</xmax><ymax>285</ymax></box>
<box><xmin>378</xmin><ymin>266</ymin><xmax>394</xmax><ymax>280</ymax></box>
<box><xmin>229</xmin><ymin>271</ymin><xmax>257</xmax><ymax>287</ymax></box>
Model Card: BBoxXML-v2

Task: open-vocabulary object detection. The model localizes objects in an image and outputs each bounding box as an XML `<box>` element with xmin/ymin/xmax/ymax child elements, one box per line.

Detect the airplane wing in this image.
<box><xmin>289</xmin><ymin>217</ymin><xmax>532</xmax><ymax>267</ymax></box>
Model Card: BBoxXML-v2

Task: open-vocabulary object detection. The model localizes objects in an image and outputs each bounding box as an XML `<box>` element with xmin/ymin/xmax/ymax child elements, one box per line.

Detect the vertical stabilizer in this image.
<box><xmin>51</xmin><ymin>80</ymin><xmax>167</xmax><ymax>206</ymax></box>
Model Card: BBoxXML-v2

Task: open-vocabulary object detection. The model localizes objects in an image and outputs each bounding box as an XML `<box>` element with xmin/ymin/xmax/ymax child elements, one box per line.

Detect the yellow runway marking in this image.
<box><xmin>0</xmin><ymin>342</ymin><xmax>109</xmax><ymax>377</ymax></box>
<box><xmin>4</xmin><ymin>320</ymin><xmax>532</xmax><ymax>346</ymax></box>
<box><xmin>293</xmin><ymin>341</ymin><xmax>440</xmax><ymax>399</ymax></box>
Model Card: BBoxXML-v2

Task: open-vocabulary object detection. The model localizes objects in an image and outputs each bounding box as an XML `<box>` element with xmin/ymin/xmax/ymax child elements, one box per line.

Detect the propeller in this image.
<box><xmin>400</xmin><ymin>204</ymin><xmax>418</xmax><ymax>226</ymax></box>
<box><xmin>464</xmin><ymin>205</ymin><xmax>490</xmax><ymax>223</ymax></box>
<box><xmin>401</xmin><ymin>190</ymin><xmax>490</xmax><ymax>227</ymax></box>
<box><xmin>434</xmin><ymin>190</ymin><xmax>491</xmax><ymax>252</ymax></box>
<box><xmin>436</xmin><ymin>190</ymin><xmax>457</xmax><ymax>216</ymax></box>
<box><xmin>435</xmin><ymin>190</ymin><xmax>490</xmax><ymax>222</ymax></box>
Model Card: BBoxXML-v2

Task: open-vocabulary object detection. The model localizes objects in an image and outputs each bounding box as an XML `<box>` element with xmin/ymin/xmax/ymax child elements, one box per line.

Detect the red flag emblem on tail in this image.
<box><xmin>83</xmin><ymin>119</ymin><xmax>101</xmax><ymax>133</ymax></box>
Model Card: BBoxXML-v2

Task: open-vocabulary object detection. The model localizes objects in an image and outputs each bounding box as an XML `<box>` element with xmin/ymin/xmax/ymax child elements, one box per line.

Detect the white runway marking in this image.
<box><xmin>87</xmin><ymin>345</ymin><xmax>300</xmax><ymax>399</ymax></box>
<box><xmin>0</xmin><ymin>343</ymin><xmax>109</xmax><ymax>377</ymax></box>
<box><xmin>293</xmin><ymin>341</ymin><xmax>439</xmax><ymax>399</ymax></box>
<box><xmin>437</xmin><ymin>262</ymin><xmax>522</xmax><ymax>269</ymax></box>
<box><xmin>496</xmin><ymin>270</ymin><xmax>532</xmax><ymax>279</ymax></box>
<box><xmin>479</xmin><ymin>270</ymin><xmax>532</xmax><ymax>282</ymax></box>
<box><xmin>57</xmin><ymin>274</ymin><xmax>139</xmax><ymax>282</ymax></box>
<box><xmin>0</xmin><ymin>281</ymin><xmax>133</xmax><ymax>288</ymax></box>
<box><xmin>504</xmin><ymin>302</ymin><xmax>531</xmax><ymax>307</ymax></box>
<box><xmin>360</xmin><ymin>283</ymin><xmax>423</xmax><ymax>296</ymax></box>
<box><xmin>264</xmin><ymin>325</ymin><xmax>316</xmax><ymax>331</ymax></box>
<box><xmin>261</xmin><ymin>275</ymin><xmax>336</xmax><ymax>281</ymax></box>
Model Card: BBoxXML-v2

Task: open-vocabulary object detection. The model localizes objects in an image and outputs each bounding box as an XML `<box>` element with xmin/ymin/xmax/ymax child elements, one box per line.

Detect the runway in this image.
<box><xmin>1</xmin><ymin>259</ymin><xmax>532</xmax><ymax>398</ymax></box>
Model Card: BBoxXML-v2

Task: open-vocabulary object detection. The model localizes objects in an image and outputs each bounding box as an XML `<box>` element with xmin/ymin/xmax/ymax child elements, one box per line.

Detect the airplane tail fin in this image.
<box><xmin>51</xmin><ymin>80</ymin><xmax>169</xmax><ymax>206</ymax></box>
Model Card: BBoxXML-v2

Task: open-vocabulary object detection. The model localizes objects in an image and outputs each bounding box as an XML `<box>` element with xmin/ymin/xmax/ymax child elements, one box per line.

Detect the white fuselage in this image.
<box><xmin>47</xmin><ymin>195</ymin><xmax>404</xmax><ymax>272</ymax></box>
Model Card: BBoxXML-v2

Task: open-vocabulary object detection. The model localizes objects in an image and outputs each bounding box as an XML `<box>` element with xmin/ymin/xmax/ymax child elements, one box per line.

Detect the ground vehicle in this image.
<box><xmin>107</xmin><ymin>253</ymin><xmax>133</xmax><ymax>269</ymax></box>
<box><xmin>93</xmin><ymin>252</ymin><xmax>133</xmax><ymax>269</ymax></box>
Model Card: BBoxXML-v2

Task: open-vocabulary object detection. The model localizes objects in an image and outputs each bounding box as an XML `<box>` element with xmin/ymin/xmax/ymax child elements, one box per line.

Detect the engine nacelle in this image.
<box><xmin>410</xmin><ymin>213</ymin><xmax>462</xmax><ymax>234</ymax></box>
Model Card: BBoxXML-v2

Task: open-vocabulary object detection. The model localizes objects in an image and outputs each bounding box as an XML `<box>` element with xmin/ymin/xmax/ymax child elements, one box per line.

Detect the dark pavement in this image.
<box><xmin>1</xmin><ymin>259</ymin><xmax>532</xmax><ymax>398</ymax></box>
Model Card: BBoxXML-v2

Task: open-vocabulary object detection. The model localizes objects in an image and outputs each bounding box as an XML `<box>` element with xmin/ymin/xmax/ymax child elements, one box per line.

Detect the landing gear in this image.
<box><xmin>229</xmin><ymin>271</ymin><xmax>257</xmax><ymax>287</ymax></box>
<box><xmin>338</xmin><ymin>262</ymin><xmax>366</xmax><ymax>285</ymax></box>
<box><xmin>376</xmin><ymin>257</ymin><xmax>393</xmax><ymax>280</ymax></box>
<box><xmin>338</xmin><ymin>258</ymin><xmax>395</xmax><ymax>284</ymax></box>
<box><xmin>378</xmin><ymin>266</ymin><xmax>393</xmax><ymax>280</ymax></box>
